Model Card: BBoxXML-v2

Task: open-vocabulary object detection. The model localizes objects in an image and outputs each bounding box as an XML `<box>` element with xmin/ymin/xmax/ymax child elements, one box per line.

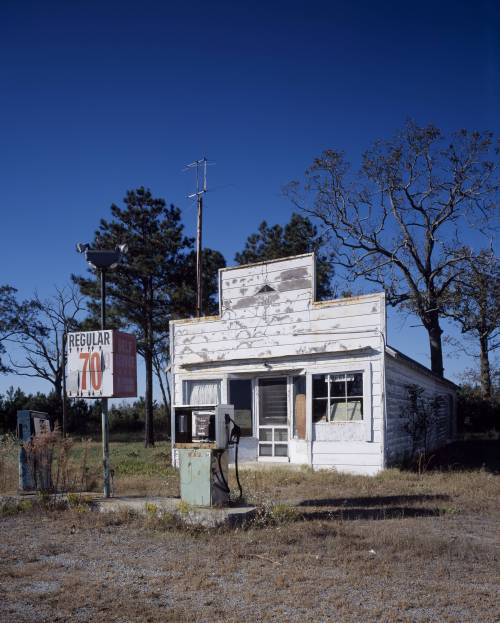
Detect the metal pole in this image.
<box><xmin>61</xmin><ymin>331</ymin><xmax>67</xmax><ymax>438</ymax></box>
<box><xmin>100</xmin><ymin>268</ymin><xmax>106</xmax><ymax>330</ymax></box>
<box><xmin>100</xmin><ymin>269</ymin><xmax>111</xmax><ymax>498</ymax></box>
<box><xmin>196</xmin><ymin>193</ymin><xmax>203</xmax><ymax>317</ymax></box>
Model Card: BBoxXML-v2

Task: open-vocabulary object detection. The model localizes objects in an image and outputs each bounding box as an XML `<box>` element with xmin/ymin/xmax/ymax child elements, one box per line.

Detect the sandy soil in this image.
<box><xmin>1</xmin><ymin>470</ymin><xmax>499</xmax><ymax>623</ymax></box>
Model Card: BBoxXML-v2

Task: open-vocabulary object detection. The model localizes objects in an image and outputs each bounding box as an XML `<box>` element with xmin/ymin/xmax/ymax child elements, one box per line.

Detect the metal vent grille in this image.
<box><xmin>257</xmin><ymin>284</ymin><xmax>276</xmax><ymax>293</ymax></box>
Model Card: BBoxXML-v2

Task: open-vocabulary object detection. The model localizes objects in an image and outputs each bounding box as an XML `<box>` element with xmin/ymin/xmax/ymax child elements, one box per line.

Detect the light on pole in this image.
<box><xmin>76</xmin><ymin>242</ymin><xmax>127</xmax><ymax>497</ymax></box>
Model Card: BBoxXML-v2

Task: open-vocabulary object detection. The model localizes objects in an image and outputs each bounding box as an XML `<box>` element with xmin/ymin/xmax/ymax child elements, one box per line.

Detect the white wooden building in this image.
<box><xmin>170</xmin><ymin>254</ymin><xmax>457</xmax><ymax>475</ymax></box>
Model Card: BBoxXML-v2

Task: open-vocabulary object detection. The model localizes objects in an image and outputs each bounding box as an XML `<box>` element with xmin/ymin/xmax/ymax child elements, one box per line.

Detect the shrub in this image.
<box><xmin>457</xmin><ymin>388</ymin><xmax>500</xmax><ymax>434</ymax></box>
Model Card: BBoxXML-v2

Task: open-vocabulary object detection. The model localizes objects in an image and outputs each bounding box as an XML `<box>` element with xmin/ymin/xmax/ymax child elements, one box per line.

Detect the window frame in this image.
<box><xmin>228</xmin><ymin>377</ymin><xmax>254</xmax><ymax>437</ymax></box>
<box><xmin>182</xmin><ymin>378</ymin><xmax>222</xmax><ymax>406</ymax></box>
<box><xmin>308</xmin><ymin>362</ymin><xmax>372</xmax><ymax>441</ymax></box>
<box><xmin>312</xmin><ymin>372</ymin><xmax>364</xmax><ymax>423</ymax></box>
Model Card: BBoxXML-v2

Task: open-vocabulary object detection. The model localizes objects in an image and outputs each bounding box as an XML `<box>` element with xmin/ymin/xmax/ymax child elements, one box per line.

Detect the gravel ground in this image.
<box><xmin>0</xmin><ymin>496</ymin><xmax>499</xmax><ymax>623</ymax></box>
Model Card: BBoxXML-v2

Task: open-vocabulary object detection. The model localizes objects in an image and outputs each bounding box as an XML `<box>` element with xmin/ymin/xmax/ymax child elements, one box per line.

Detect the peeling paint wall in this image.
<box><xmin>172</xmin><ymin>255</ymin><xmax>386</xmax><ymax>367</ymax></box>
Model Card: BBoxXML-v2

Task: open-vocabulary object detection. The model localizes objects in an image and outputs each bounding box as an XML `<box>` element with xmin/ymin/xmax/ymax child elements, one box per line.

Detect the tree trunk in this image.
<box><xmin>153</xmin><ymin>358</ymin><xmax>170</xmax><ymax>439</ymax></box>
<box><xmin>144</xmin><ymin>346</ymin><xmax>155</xmax><ymax>447</ymax></box>
<box><xmin>53</xmin><ymin>374</ymin><xmax>64</xmax><ymax>429</ymax></box>
<box><xmin>426</xmin><ymin>315</ymin><xmax>444</xmax><ymax>378</ymax></box>
<box><xmin>144</xmin><ymin>282</ymin><xmax>155</xmax><ymax>447</ymax></box>
<box><xmin>479</xmin><ymin>335</ymin><xmax>492</xmax><ymax>399</ymax></box>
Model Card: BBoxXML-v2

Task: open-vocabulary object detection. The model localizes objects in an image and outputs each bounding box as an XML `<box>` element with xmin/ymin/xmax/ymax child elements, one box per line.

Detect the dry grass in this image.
<box><xmin>1</xmin><ymin>440</ymin><xmax>499</xmax><ymax>622</ymax></box>
<box><xmin>0</xmin><ymin>437</ymin><xmax>176</xmax><ymax>496</ymax></box>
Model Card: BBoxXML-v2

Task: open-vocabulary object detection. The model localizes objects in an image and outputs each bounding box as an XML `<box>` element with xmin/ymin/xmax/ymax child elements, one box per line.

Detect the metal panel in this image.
<box><xmin>178</xmin><ymin>448</ymin><xmax>230</xmax><ymax>507</ymax></box>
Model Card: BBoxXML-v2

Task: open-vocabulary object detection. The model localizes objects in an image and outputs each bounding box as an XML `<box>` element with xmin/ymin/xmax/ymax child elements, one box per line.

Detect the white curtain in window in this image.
<box><xmin>185</xmin><ymin>380</ymin><xmax>220</xmax><ymax>405</ymax></box>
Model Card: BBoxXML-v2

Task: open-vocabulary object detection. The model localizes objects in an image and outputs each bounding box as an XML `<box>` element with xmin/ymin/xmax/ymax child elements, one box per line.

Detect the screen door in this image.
<box><xmin>258</xmin><ymin>377</ymin><xmax>288</xmax><ymax>457</ymax></box>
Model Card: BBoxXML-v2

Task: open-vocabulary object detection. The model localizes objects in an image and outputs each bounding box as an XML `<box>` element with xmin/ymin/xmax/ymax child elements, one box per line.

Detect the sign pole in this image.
<box><xmin>101</xmin><ymin>268</ymin><xmax>111</xmax><ymax>498</ymax></box>
<box><xmin>61</xmin><ymin>331</ymin><xmax>68</xmax><ymax>437</ymax></box>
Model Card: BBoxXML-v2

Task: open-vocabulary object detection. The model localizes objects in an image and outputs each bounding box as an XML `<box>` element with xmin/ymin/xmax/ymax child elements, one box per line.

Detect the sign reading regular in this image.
<box><xmin>66</xmin><ymin>330</ymin><xmax>137</xmax><ymax>398</ymax></box>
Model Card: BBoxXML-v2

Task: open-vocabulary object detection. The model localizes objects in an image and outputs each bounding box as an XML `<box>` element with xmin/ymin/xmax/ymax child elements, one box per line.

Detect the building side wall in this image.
<box><xmin>385</xmin><ymin>355</ymin><xmax>456</xmax><ymax>465</ymax></box>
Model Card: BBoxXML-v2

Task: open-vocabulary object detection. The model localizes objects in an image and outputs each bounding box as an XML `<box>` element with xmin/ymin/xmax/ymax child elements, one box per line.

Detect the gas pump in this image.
<box><xmin>174</xmin><ymin>404</ymin><xmax>242</xmax><ymax>507</ymax></box>
<box><xmin>16</xmin><ymin>410</ymin><xmax>53</xmax><ymax>492</ymax></box>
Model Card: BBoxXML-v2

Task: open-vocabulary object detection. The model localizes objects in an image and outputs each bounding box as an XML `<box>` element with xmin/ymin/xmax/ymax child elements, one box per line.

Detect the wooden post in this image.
<box><xmin>196</xmin><ymin>193</ymin><xmax>203</xmax><ymax>318</ymax></box>
<box><xmin>61</xmin><ymin>331</ymin><xmax>67</xmax><ymax>437</ymax></box>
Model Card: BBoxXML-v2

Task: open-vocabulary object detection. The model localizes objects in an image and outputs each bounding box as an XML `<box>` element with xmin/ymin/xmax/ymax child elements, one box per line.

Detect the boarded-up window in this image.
<box><xmin>293</xmin><ymin>376</ymin><xmax>306</xmax><ymax>439</ymax></box>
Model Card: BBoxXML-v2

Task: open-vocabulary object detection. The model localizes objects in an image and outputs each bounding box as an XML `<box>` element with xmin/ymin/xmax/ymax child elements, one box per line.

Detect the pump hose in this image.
<box><xmin>227</xmin><ymin>418</ymin><xmax>243</xmax><ymax>503</ymax></box>
<box><xmin>214</xmin><ymin>449</ymin><xmax>230</xmax><ymax>494</ymax></box>
<box><xmin>233</xmin><ymin>440</ymin><xmax>243</xmax><ymax>502</ymax></box>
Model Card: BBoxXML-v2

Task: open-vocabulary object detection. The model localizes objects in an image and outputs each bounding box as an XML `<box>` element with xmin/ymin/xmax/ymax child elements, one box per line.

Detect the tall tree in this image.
<box><xmin>443</xmin><ymin>250</ymin><xmax>499</xmax><ymax>399</ymax></box>
<box><xmin>234</xmin><ymin>212</ymin><xmax>334</xmax><ymax>299</ymax></box>
<box><xmin>73</xmin><ymin>187</ymin><xmax>225</xmax><ymax>447</ymax></box>
<box><xmin>287</xmin><ymin>122</ymin><xmax>499</xmax><ymax>377</ymax></box>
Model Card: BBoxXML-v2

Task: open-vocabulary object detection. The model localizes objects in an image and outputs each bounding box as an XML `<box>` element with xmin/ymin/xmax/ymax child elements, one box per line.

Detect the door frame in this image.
<box><xmin>256</xmin><ymin>375</ymin><xmax>291</xmax><ymax>462</ymax></box>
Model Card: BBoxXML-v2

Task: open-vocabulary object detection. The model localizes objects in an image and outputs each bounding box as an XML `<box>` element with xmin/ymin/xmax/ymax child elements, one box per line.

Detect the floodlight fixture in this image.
<box><xmin>84</xmin><ymin>249</ymin><xmax>122</xmax><ymax>271</ymax></box>
<box><xmin>75</xmin><ymin>243</ymin><xmax>126</xmax><ymax>271</ymax></box>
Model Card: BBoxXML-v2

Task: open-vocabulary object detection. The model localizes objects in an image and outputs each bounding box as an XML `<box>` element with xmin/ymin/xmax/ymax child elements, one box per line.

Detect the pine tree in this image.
<box><xmin>234</xmin><ymin>213</ymin><xmax>333</xmax><ymax>299</ymax></box>
<box><xmin>73</xmin><ymin>187</ymin><xmax>225</xmax><ymax>446</ymax></box>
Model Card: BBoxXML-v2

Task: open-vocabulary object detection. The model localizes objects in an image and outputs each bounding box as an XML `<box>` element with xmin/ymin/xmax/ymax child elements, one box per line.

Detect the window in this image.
<box><xmin>229</xmin><ymin>379</ymin><xmax>253</xmax><ymax>436</ymax></box>
<box><xmin>183</xmin><ymin>379</ymin><xmax>221</xmax><ymax>405</ymax></box>
<box><xmin>312</xmin><ymin>372</ymin><xmax>363</xmax><ymax>423</ymax></box>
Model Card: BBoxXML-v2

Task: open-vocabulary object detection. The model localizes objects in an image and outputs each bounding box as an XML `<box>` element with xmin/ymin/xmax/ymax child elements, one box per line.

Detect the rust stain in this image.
<box><xmin>277</xmin><ymin>278</ymin><xmax>311</xmax><ymax>292</ymax></box>
<box><xmin>280</xmin><ymin>267</ymin><xmax>309</xmax><ymax>280</ymax></box>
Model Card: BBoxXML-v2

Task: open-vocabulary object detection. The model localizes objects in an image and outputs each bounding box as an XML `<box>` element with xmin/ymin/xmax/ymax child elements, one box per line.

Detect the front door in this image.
<box><xmin>258</xmin><ymin>377</ymin><xmax>288</xmax><ymax>458</ymax></box>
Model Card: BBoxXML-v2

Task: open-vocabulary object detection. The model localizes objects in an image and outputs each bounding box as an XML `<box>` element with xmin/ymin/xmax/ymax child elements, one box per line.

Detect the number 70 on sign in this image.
<box><xmin>79</xmin><ymin>352</ymin><xmax>103</xmax><ymax>391</ymax></box>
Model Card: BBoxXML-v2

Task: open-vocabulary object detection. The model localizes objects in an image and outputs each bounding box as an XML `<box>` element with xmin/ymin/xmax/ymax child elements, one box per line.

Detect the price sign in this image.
<box><xmin>66</xmin><ymin>330</ymin><xmax>137</xmax><ymax>398</ymax></box>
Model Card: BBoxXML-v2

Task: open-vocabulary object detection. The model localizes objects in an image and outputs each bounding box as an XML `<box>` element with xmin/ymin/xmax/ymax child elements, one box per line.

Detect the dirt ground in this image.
<box><xmin>1</xmin><ymin>443</ymin><xmax>499</xmax><ymax>623</ymax></box>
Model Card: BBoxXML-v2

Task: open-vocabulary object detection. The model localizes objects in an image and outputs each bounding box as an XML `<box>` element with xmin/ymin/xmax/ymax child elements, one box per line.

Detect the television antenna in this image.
<box><xmin>184</xmin><ymin>157</ymin><xmax>215</xmax><ymax>317</ymax></box>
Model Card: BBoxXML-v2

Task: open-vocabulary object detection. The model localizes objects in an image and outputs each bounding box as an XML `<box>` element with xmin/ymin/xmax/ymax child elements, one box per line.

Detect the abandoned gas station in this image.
<box><xmin>170</xmin><ymin>253</ymin><xmax>457</xmax><ymax>476</ymax></box>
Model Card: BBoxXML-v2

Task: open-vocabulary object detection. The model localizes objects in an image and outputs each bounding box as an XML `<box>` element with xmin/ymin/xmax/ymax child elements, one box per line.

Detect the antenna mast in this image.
<box><xmin>186</xmin><ymin>157</ymin><xmax>209</xmax><ymax>317</ymax></box>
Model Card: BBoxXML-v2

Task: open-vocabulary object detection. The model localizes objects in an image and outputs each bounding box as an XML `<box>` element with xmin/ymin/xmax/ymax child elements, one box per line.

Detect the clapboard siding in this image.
<box><xmin>385</xmin><ymin>353</ymin><xmax>455</xmax><ymax>465</ymax></box>
<box><xmin>175</xmin><ymin>314</ymin><xmax>382</xmax><ymax>343</ymax></box>
<box><xmin>173</xmin><ymin>256</ymin><xmax>385</xmax><ymax>367</ymax></box>
<box><xmin>175</xmin><ymin>337</ymin><xmax>382</xmax><ymax>365</ymax></box>
<box><xmin>174</xmin><ymin>330</ymin><xmax>382</xmax><ymax>353</ymax></box>
<box><xmin>313</xmin><ymin>463</ymin><xmax>381</xmax><ymax>476</ymax></box>
<box><xmin>221</xmin><ymin>255</ymin><xmax>313</xmax><ymax>284</ymax></box>
<box><xmin>172</xmin><ymin>254</ymin><xmax>384</xmax><ymax>367</ymax></box>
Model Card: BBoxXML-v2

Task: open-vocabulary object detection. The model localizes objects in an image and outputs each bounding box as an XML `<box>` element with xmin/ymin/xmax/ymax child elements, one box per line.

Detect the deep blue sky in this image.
<box><xmin>1</xmin><ymin>0</ymin><xmax>499</xmax><ymax>394</ymax></box>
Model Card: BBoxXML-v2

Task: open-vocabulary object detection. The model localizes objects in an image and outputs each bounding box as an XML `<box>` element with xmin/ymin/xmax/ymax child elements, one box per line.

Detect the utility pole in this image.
<box><xmin>186</xmin><ymin>157</ymin><xmax>210</xmax><ymax>318</ymax></box>
<box><xmin>196</xmin><ymin>193</ymin><xmax>203</xmax><ymax>318</ymax></box>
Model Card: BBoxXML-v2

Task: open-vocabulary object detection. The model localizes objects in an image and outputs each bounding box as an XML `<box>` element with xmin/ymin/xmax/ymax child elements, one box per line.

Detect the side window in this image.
<box><xmin>312</xmin><ymin>372</ymin><xmax>363</xmax><ymax>423</ymax></box>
